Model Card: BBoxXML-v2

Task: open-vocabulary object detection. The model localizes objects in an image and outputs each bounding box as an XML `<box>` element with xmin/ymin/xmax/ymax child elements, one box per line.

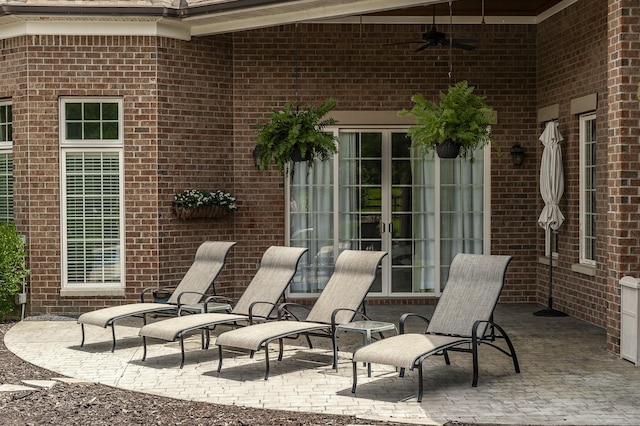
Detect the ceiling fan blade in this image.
<box><xmin>383</xmin><ymin>41</ymin><xmax>428</xmax><ymax>46</ymax></box>
<box><xmin>449</xmin><ymin>40</ymin><xmax>477</xmax><ymax>50</ymax></box>
<box><xmin>453</xmin><ymin>38</ymin><xmax>479</xmax><ymax>44</ymax></box>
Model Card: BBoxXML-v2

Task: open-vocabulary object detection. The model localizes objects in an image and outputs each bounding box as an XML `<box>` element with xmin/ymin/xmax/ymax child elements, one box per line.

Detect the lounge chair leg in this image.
<box><xmin>332</xmin><ymin>333</ymin><xmax>338</xmax><ymax>370</ymax></box>
<box><xmin>203</xmin><ymin>328</ymin><xmax>210</xmax><ymax>350</ymax></box>
<box><xmin>278</xmin><ymin>339</ymin><xmax>284</xmax><ymax>362</ymax></box>
<box><xmin>110</xmin><ymin>324</ymin><xmax>116</xmax><ymax>352</ymax></box>
<box><xmin>305</xmin><ymin>334</ymin><xmax>313</xmax><ymax>349</ymax></box>
<box><xmin>179</xmin><ymin>336</ymin><xmax>185</xmax><ymax>369</ymax></box>
<box><xmin>399</xmin><ymin>367</ymin><xmax>405</xmax><ymax>378</ymax></box>
<box><xmin>217</xmin><ymin>346</ymin><xmax>223</xmax><ymax>373</ymax></box>
<box><xmin>417</xmin><ymin>365</ymin><xmax>424</xmax><ymax>402</ymax></box>
<box><xmin>142</xmin><ymin>336</ymin><xmax>147</xmax><ymax>361</ymax></box>
<box><xmin>80</xmin><ymin>324</ymin><xmax>85</xmax><ymax>347</ymax></box>
<box><xmin>264</xmin><ymin>345</ymin><xmax>271</xmax><ymax>380</ymax></box>
<box><xmin>351</xmin><ymin>361</ymin><xmax>358</xmax><ymax>394</ymax></box>
<box><xmin>494</xmin><ymin>323</ymin><xmax>521</xmax><ymax>374</ymax></box>
<box><xmin>472</xmin><ymin>340</ymin><xmax>479</xmax><ymax>387</ymax></box>
<box><xmin>443</xmin><ymin>350</ymin><xmax>451</xmax><ymax>365</ymax></box>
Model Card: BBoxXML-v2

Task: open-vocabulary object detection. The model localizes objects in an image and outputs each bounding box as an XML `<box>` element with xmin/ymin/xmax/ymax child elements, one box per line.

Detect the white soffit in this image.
<box><xmin>0</xmin><ymin>16</ymin><xmax>191</xmax><ymax>40</ymax></box>
<box><xmin>187</xmin><ymin>0</ymin><xmax>447</xmax><ymax>36</ymax></box>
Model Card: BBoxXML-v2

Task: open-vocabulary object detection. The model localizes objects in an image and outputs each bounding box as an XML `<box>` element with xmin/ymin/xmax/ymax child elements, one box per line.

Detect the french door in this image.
<box><xmin>288</xmin><ymin>127</ymin><xmax>488</xmax><ymax>297</ymax></box>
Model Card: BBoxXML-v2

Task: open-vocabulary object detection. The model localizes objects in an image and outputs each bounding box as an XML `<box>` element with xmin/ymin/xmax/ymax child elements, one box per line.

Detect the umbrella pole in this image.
<box><xmin>534</xmin><ymin>230</ymin><xmax>568</xmax><ymax>317</ymax></box>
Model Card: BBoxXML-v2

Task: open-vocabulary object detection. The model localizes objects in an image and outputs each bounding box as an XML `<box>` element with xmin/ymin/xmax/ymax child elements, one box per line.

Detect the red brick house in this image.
<box><xmin>0</xmin><ymin>0</ymin><xmax>637</xmax><ymax>356</ymax></box>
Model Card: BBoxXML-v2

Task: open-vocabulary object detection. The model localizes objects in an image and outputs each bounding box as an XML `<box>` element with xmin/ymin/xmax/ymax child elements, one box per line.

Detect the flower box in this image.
<box><xmin>172</xmin><ymin>204</ymin><xmax>230</xmax><ymax>221</ymax></box>
<box><xmin>171</xmin><ymin>189</ymin><xmax>237</xmax><ymax>221</ymax></box>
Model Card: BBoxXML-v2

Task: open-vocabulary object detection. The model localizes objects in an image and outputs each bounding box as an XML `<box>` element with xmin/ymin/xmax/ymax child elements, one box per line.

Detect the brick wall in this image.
<box><xmin>155</xmin><ymin>35</ymin><xmax>237</xmax><ymax>297</ymax></box>
<box><xmin>231</xmin><ymin>22</ymin><xmax>539</xmax><ymax>303</ymax></box>
<box><xmin>537</xmin><ymin>0</ymin><xmax>609</xmax><ymax>327</ymax></box>
<box><xmin>6</xmin><ymin>35</ymin><xmax>239</xmax><ymax>314</ymax></box>
<box><xmin>605</xmin><ymin>0</ymin><xmax>640</xmax><ymax>353</ymax></box>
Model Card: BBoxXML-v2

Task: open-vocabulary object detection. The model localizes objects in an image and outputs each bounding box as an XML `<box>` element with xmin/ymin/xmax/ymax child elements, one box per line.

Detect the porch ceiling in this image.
<box><xmin>187</xmin><ymin>0</ymin><xmax>570</xmax><ymax>36</ymax></box>
<box><xmin>185</xmin><ymin>0</ymin><xmax>448</xmax><ymax>36</ymax></box>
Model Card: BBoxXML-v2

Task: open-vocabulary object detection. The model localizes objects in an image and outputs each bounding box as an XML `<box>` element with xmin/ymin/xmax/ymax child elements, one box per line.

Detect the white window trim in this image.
<box><xmin>59</xmin><ymin>97</ymin><xmax>125</xmax><ymax>290</ymax></box>
<box><xmin>0</xmin><ymin>99</ymin><xmax>12</xmax><ymax>150</ymax></box>
<box><xmin>59</xmin><ymin>96</ymin><xmax>124</xmax><ymax>148</ymax></box>
<box><xmin>579</xmin><ymin>112</ymin><xmax>596</xmax><ymax>267</ymax></box>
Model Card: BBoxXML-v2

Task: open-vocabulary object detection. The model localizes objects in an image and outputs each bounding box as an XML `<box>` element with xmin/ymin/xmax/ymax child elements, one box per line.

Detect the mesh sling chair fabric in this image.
<box><xmin>138</xmin><ymin>246</ymin><xmax>308</xmax><ymax>368</ymax></box>
<box><xmin>77</xmin><ymin>241</ymin><xmax>236</xmax><ymax>352</ymax></box>
<box><xmin>351</xmin><ymin>253</ymin><xmax>519</xmax><ymax>402</ymax></box>
<box><xmin>215</xmin><ymin>249</ymin><xmax>387</xmax><ymax>380</ymax></box>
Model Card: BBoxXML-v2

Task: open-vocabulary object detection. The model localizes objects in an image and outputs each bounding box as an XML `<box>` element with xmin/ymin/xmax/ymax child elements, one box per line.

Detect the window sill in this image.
<box><xmin>538</xmin><ymin>255</ymin><xmax>558</xmax><ymax>267</ymax></box>
<box><xmin>571</xmin><ymin>263</ymin><xmax>596</xmax><ymax>276</ymax></box>
<box><xmin>60</xmin><ymin>287</ymin><xmax>126</xmax><ymax>298</ymax></box>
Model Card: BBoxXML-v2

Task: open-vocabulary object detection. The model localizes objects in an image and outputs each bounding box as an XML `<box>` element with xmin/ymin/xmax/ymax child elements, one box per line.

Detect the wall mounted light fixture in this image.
<box><xmin>252</xmin><ymin>146</ymin><xmax>261</xmax><ymax>169</ymax></box>
<box><xmin>510</xmin><ymin>143</ymin><xmax>524</xmax><ymax>167</ymax></box>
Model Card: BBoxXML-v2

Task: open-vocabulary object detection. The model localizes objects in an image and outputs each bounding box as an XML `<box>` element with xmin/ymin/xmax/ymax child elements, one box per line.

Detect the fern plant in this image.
<box><xmin>255</xmin><ymin>98</ymin><xmax>338</xmax><ymax>177</ymax></box>
<box><xmin>400</xmin><ymin>81</ymin><xmax>497</xmax><ymax>159</ymax></box>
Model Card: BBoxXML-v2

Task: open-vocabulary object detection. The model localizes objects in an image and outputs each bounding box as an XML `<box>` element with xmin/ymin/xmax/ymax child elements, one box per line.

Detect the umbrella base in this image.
<box><xmin>533</xmin><ymin>308</ymin><xmax>568</xmax><ymax>317</ymax></box>
<box><xmin>534</xmin><ymin>297</ymin><xmax>568</xmax><ymax>317</ymax></box>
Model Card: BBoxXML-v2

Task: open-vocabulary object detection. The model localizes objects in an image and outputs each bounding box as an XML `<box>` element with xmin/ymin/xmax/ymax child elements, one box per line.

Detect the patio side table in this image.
<box><xmin>335</xmin><ymin>320</ymin><xmax>397</xmax><ymax>377</ymax></box>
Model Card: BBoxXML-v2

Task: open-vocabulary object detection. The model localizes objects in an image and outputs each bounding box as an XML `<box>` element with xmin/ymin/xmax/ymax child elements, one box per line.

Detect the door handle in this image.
<box><xmin>388</xmin><ymin>222</ymin><xmax>393</xmax><ymax>234</ymax></box>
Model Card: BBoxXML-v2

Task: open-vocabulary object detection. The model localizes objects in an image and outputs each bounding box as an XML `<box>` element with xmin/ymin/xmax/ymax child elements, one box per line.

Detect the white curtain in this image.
<box><xmin>289</xmin><ymin>156</ymin><xmax>334</xmax><ymax>292</ymax></box>
<box><xmin>411</xmin><ymin>149</ymin><xmax>436</xmax><ymax>292</ymax></box>
<box><xmin>438</xmin><ymin>151</ymin><xmax>485</xmax><ymax>290</ymax></box>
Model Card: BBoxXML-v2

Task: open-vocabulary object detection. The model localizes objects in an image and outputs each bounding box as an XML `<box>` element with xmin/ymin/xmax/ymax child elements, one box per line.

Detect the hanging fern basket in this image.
<box><xmin>435</xmin><ymin>140</ymin><xmax>462</xmax><ymax>159</ymax></box>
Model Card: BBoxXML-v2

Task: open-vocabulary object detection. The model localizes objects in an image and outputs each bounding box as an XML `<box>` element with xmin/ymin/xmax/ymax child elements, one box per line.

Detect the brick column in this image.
<box><xmin>606</xmin><ymin>0</ymin><xmax>640</xmax><ymax>353</ymax></box>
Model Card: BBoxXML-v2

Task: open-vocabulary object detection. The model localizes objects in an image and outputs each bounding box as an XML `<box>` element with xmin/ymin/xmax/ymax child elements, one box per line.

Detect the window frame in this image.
<box><xmin>579</xmin><ymin>112</ymin><xmax>596</xmax><ymax>266</ymax></box>
<box><xmin>59</xmin><ymin>97</ymin><xmax>125</xmax><ymax>289</ymax></box>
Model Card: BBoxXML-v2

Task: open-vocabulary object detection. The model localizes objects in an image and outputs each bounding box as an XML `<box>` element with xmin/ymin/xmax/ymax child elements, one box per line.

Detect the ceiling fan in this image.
<box><xmin>387</xmin><ymin>4</ymin><xmax>478</xmax><ymax>51</ymax></box>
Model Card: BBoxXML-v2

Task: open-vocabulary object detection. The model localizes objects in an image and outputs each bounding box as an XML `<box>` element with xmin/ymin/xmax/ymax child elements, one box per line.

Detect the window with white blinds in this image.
<box><xmin>579</xmin><ymin>113</ymin><xmax>596</xmax><ymax>265</ymax></box>
<box><xmin>0</xmin><ymin>101</ymin><xmax>13</xmax><ymax>222</ymax></box>
<box><xmin>0</xmin><ymin>153</ymin><xmax>12</xmax><ymax>222</ymax></box>
<box><xmin>60</xmin><ymin>98</ymin><xmax>124</xmax><ymax>288</ymax></box>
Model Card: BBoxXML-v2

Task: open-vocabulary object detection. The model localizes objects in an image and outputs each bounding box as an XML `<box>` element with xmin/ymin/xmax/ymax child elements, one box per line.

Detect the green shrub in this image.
<box><xmin>0</xmin><ymin>223</ymin><xmax>29</xmax><ymax>321</ymax></box>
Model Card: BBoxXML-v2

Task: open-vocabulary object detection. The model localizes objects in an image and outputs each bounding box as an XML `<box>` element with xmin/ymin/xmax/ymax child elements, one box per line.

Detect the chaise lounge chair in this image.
<box><xmin>138</xmin><ymin>245</ymin><xmax>308</xmax><ymax>368</ymax></box>
<box><xmin>77</xmin><ymin>241</ymin><xmax>236</xmax><ymax>352</ymax></box>
<box><xmin>351</xmin><ymin>253</ymin><xmax>518</xmax><ymax>402</ymax></box>
<box><xmin>215</xmin><ymin>249</ymin><xmax>387</xmax><ymax>380</ymax></box>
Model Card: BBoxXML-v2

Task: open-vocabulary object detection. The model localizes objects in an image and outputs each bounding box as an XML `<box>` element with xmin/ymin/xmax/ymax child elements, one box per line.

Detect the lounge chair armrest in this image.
<box><xmin>175</xmin><ymin>290</ymin><xmax>207</xmax><ymax>306</ymax></box>
<box><xmin>276</xmin><ymin>302</ymin><xmax>310</xmax><ymax>320</ymax></box>
<box><xmin>140</xmin><ymin>286</ymin><xmax>174</xmax><ymax>302</ymax></box>
<box><xmin>472</xmin><ymin>319</ymin><xmax>497</xmax><ymax>342</ymax></box>
<box><xmin>399</xmin><ymin>312</ymin><xmax>431</xmax><ymax>334</ymax></box>
<box><xmin>203</xmin><ymin>295</ymin><xmax>233</xmax><ymax>312</ymax></box>
<box><xmin>247</xmin><ymin>301</ymin><xmax>278</xmax><ymax>323</ymax></box>
<box><xmin>330</xmin><ymin>308</ymin><xmax>361</xmax><ymax>327</ymax></box>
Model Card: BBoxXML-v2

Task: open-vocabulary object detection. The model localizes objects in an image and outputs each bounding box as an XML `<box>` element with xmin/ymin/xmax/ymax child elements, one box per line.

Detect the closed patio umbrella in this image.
<box><xmin>535</xmin><ymin>120</ymin><xmax>567</xmax><ymax>317</ymax></box>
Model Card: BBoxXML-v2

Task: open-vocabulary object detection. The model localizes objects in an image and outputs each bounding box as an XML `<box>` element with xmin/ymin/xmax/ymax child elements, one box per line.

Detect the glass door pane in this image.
<box><xmin>338</xmin><ymin>131</ymin><xmax>383</xmax><ymax>292</ymax></box>
<box><xmin>390</xmin><ymin>132</ymin><xmax>413</xmax><ymax>293</ymax></box>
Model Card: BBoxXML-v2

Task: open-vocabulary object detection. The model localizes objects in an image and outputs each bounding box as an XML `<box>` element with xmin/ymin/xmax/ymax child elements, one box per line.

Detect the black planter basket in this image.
<box><xmin>291</xmin><ymin>145</ymin><xmax>313</xmax><ymax>163</ymax></box>
<box><xmin>435</xmin><ymin>140</ymin><xmax>462</xmax><ymax>159</ymax></box>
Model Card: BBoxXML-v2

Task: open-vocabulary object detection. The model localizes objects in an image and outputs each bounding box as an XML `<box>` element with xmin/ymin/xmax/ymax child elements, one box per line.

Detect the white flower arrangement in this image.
<box><xmin>172</xmin><ymin>189</ymin><xmax>238</xmax><ymax>212</ymax></box>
